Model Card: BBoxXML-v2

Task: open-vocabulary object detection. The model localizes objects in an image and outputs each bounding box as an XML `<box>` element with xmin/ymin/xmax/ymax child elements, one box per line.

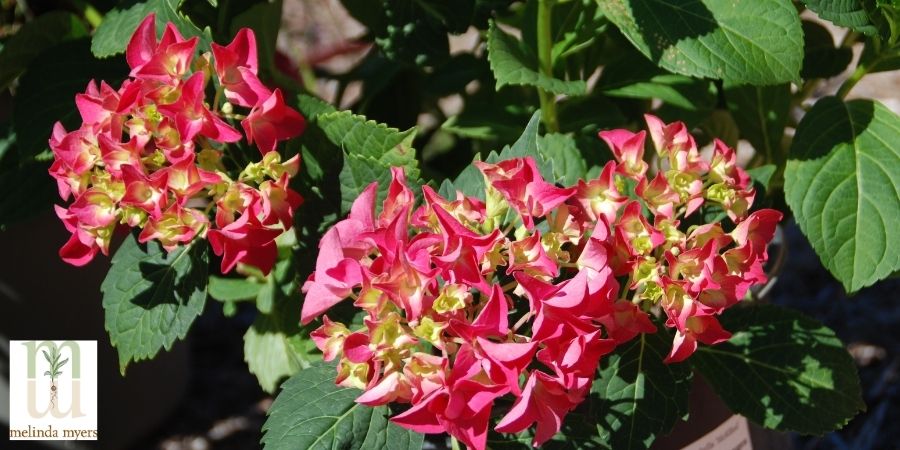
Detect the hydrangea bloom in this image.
<box><xmin>302</xmin><ymin>116</ymin><xmax>781</xmax><ymax>448</ymax></box>
<box><xmin>50</xmin><ymin>14</ymin><xmax>305</xmax><ymax>275</ymax></box>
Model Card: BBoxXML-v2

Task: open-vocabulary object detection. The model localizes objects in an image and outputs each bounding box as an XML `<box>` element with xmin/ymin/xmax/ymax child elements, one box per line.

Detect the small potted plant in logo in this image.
<box><xmin>42</xmin><ymin>347</ymin><xmax>68</xmax><ymax>409</ymax></box>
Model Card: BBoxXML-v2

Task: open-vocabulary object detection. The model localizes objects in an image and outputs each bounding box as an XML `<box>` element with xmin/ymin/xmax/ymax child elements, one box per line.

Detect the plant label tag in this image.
<box><xmin>8</xmin><ymin>340</ymin><xmax>99</xmax><ymax>441</ymax></box>
<box><xmin>682</xmin><ymin>414</ymin><xmax>752</xmax><ymax>450</ymax></box>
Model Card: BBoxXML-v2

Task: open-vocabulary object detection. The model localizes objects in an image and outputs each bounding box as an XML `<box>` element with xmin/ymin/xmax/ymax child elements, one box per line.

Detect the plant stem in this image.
<box><xmin>295</xmin><ymin>52</ymin><xmax>319</xmax><ymax>94</ymax></box>
<box><xmin>836</xmin><ymin>63</ymin><xmax>869</xmax><ymax>99</ymax></box>
<box><xmin>83</xmin><ymin>6</ymin><xmax>103</xmax><ymax>28</ymax></box>
<box><xmin>451</xmin><ymin>436</ymin><xmax>462</xmax><ymax>450</ymax></box>
<box><xmin>536</xmin><ymin>0</ymin><xmax>559</xmax><ymax>133</ymax></box>
<box><xmin>213</xmin><ymin>86</ymin><xmax>224</xmax><ymax>112</ymax></box>
<box><xmin>512</xmin><ymin>311</ymin><xmax>535</xmax><ymax>332</ymax></box>
<box><xmin>835</xmin><ymin>33</ymin><xmax>884</xmax><ymax>99</ymax></box>
<box><xmin>839</xmin><ymin>30</ymin><xmax>860</xmax><ymax>49</ymax></box>
<box><xmin>78</xmin><ymin>2</ymin><xmax>103</xmax><ymax>28</ymax></box>
<box><xmin>793</xmin><ymin>79</ymin><xmax>819</xmax><ymax>105</ymax></box>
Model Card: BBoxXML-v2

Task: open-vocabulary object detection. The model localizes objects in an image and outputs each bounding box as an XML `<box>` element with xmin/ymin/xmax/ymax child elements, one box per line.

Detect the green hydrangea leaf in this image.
<box><xmin>243</xmin><ymin>316</ymin><xmax>316</xmax><ymax>394</ymax></box>
<box><xmin>725</xmin><ymin>83</ymin><xmax>790</xmax><ymax>161</ymax></box>
<box><xmin>803</xmin><ymin>0</ymin><xmax>886</xmax><ymax>38</ymax></box>
<box><xmin>101</xmin><ymin>232</ymin><xmax>208</xmax><ymax>374</ymax></box>
<box><xmin>597</xmin><ymin>51</ymin><xmax>716</xmax><ymax>111</ymax></box>
<box><xmin>487</xmin><ymin>20</ymin><xmax>587</xmax><ymax>96</ymax></box>
<box><xmin>244</xmin><ymin>258</ymin><xmax>319</xmax><ymax>393</ymax></box>
<box><xmin>12</xmin><ymin>39</ymin><xmax>127</xmax><ymax>161</ymax></box>
<box><xmin>537</xmin><ymin>133</ymin><xmax>587</xmax><ymax>186</ymax></box>
<box><xmin>497</xmin><ymin>111</ymin><xmax>543</xmax><ymax>161</ymax></box>
<box><xmin>0</xmin><ymin>11</ymin><xmax>88</xmax><ymax>89</ymax></box>
<box><xmin>92</xmin><ymin>0</ymin><xmax>212</xmax><ymax>58</ymax></box>
<box><xmin>209</xmin><ymin>276</ymin><xmax>264</xmax><ymax>302</ymax></box>
<box><xmin>319</xmin><ymin>110</ymin><xmax>420</xmax><ymax>212</ymax></box>
<box><xmin>261</xmin><ymin>362</ymin><xmax>424</xmax><ymax>450</ymax></box>
<box><xmin>692</xmin><ymin>304</ymin><xmax>865</xmax><ymax>434</ymax></box>
<box><xmin>339</xmin><ymin>153</ymin><xmax>421</xmax><ymax>214</ymax></box>
<box><xmin>746</xmin><ymin>164</ymin><xmax>777</xmax><ymax>193</ymax></box>
<box><xmin>487</xmin><ymin>323</ymin><xmax>693</xmax><ymax>450</ymax></box>
<box><xmin>592</xmin><ymin>324</ymin><xmax>693</xmax><ymax>450</ymax></box>
<box><xmin>341</xmin><ymin>0</ymin><xmax>454</xmax><ymax>67</ymax></box>
<box><xmin>452</xmin><ymin>111</ymin><xmax>589</xmax><ymax>202</ymax></box>
<box><xmin>599</xmin><ymin>0</ymin><xmax>803</xmax><ymax>85</ymax></box>
<box><xmin>785</xmin><ymin>97</ymin><xmax>900</xmax><ymax>292</ymax></box>
<box><xmin>801</xmin><ymin>21</ymin><xmax>854</xmax><ymax>79</ymax></box>
<box><xmin>451</xmin><ymin>151</ymin><xmax>495</xmax><ymax>200</ymax></box>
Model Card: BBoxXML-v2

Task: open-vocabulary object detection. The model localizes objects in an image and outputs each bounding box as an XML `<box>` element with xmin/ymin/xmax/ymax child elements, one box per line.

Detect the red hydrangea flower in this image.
<box><xmin>49</xmin><ymin>13</ymin><xmax>306</xmax><ymax>275</ymax></box>
<box><xmin>242</xmin><ymin>89</ymin><xmax>306</xmax><ymax>154</ymax></box>
<box><xmin>210</xmin><ymin>28</ymin><xmax>272</xmax><ymax>108</ymax></box>
<box><xmin>302</xmin><ymin>114</ymin><xmax>781</xmax><ymax>449</ymax></box>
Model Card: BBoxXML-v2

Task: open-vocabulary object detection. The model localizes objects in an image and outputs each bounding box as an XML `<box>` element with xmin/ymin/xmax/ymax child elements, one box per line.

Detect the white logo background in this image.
<box><xmin>9</xmin><ymin>340</ymin><xmax>98</xmax><ymax>440</ymax></box>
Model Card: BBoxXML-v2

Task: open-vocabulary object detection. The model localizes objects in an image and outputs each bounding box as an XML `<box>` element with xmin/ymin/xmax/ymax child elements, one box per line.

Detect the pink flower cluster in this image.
<box><xmin>301</xmin><ymin>115</ymin><xmax>781</xmax><ymax>448</ymax></box>
<box><xmin>49</xmin><ymin>14</ymin><xmax>305</xmax><ymax>275</ymax></box>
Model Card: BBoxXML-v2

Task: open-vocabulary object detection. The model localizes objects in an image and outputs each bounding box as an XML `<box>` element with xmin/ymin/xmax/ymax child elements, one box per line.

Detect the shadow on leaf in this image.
<box><xmin>692</xmin><ymin>304</ymin><xmax>864</xmax><ymax>434</ymax></box>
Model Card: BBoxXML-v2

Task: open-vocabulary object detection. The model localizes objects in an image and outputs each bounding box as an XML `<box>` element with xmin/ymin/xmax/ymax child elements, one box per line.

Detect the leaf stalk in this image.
<box><xmin>836</xmin><ymin>63</ymin><xmax>869</xmax><ymax>99</ymax></box>
<box><xmin>536</xmin><ymin>0</ymin><xmax>559</xmax><ymax>133</ymax></box>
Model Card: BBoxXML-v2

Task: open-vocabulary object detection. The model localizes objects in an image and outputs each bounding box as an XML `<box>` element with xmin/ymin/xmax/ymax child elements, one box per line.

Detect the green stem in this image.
<box><xmin>835</xmin><ymin>33</ymin><xmax>886</xmax><ymax>99</ymax></box>
<box><xmin>451</xmin><ymin>436</ymin><xmax>462</xmax><ymax>450</ymax></box>
<box><xmin>82</xmin><ymin>5</ymin><xmax>103</xmax><ymax>29</ymax></box>
<box><xmin>536</xmin><ymin>0</ymin><xmax>559</xmax><ymax>133</ymax></box>
<box><xmin>295</xmin><ymin>56</ymin><xmax>318</xmax><ymax>94</ymax></box>
<box><xmin>836</xmin><ymin>63</ymin><xmax>869</xmax><ymax>99</ymax></box>
<box><xmin>70</xmin><ymin>0</ymin><xmax>103</xmax><ymax>28</ymax></box>
<box><xmin>213</xmin><ymin>85</ymin><xmax>224</xmax><ymax>112</ymax></box>
<box><xmin>839</xmin><ymin>30</ymin><xmax>859</xmax><ymax>49</ymax></box>
<box><xmin>793</xmin><ymin>79</ymin><xmax>819</xmax><ymax>105</ymax></box>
